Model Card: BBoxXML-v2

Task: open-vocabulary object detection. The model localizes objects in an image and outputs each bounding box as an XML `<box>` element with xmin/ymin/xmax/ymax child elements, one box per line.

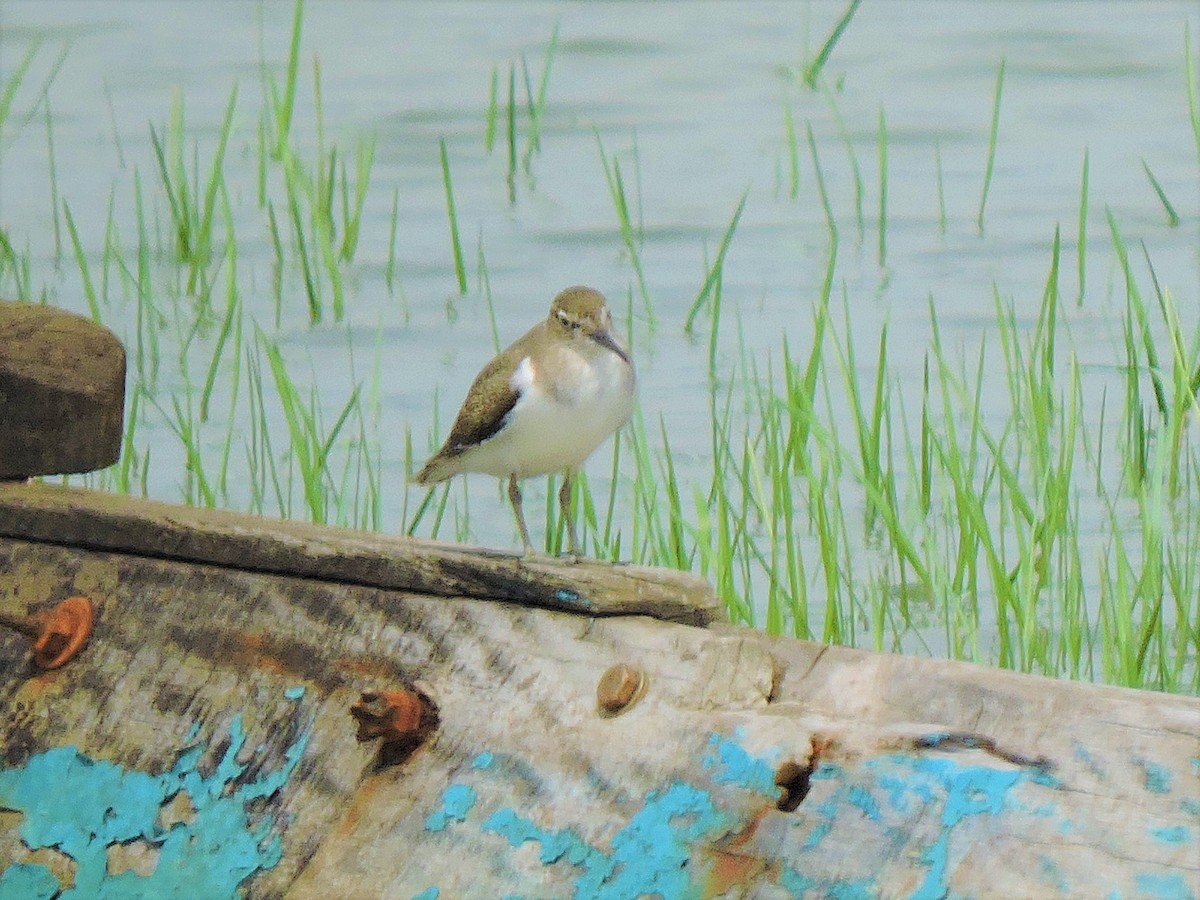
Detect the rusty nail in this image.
<box><xmin>0</xmin><ymin>596</ymin><xmax>95</xmax><ymax>670</ymax></box>
<box><xmin>597</xmin><ymin>663</ymin><xmax>646</xmax><ymax>717</ymax></box>
<box><xmin>350</xmin><ymin>687</ymin><xmax>439</xmax><ymax>762</ymax></box>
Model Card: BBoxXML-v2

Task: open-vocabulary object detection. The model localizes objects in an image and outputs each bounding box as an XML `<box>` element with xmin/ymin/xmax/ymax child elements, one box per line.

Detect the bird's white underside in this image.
<box><xmin>451</xmin><ymin>346</ymin><xmax>634</xmax><ymax>479</ymax></box>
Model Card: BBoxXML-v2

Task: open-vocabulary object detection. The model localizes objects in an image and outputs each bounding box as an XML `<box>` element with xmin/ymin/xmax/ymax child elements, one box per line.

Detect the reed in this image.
<box><xmin>6</xmin><ymin>2</ymin><xmax>1194</xmax><ymax>696</ymax></box>
<box><xmin>977</xmin><ymin>57</ymin><xmax>1006</xmax><ymax>232</ymax></box>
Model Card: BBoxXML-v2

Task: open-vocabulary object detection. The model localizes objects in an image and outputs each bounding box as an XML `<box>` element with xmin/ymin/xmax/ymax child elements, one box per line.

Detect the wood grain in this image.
<box><xmin>0</xmin><ymin>486</ymin><xmax>1197</xmax><ymax>899</ymax></box>
<box><xmin>0</xmin><ymin>481</ymin><xmax>719</xmax><ymax>625</ymax></box>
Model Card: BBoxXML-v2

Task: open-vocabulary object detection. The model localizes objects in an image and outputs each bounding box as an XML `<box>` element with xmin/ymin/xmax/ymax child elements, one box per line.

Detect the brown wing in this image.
<box><xmin>437</xmin><ymin>319</ymin><xmax>547</xmax><ymax>455</ymax></box>
<box><xmin>414</xmin><ymin>320</ymin><xmax>545</xmax><ymax>484</ymax></box>
<box><xmin>440</xmin><ymin>352</ymin><xmax>521</xmax><ymax>455</ymax></box>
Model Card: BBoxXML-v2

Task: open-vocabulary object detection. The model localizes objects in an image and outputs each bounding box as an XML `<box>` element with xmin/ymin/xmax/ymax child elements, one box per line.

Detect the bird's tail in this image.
<box><xmin>412</xmin><ymin>453</ymin><xmax>459</xmax><ymax>485</ymax></box>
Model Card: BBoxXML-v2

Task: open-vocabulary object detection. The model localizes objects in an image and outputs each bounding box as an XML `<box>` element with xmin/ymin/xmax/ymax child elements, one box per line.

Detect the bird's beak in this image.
<box><xmin>590</xmin><ymin>328</ymin><xmax>630</xmax><ymax>364</ymax></box>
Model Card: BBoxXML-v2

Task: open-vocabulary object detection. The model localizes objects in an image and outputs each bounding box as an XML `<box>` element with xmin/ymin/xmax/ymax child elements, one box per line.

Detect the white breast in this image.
<box><xmin>463</xmin><ymin>347</ymin><xmax>635</xmax><ymax>478</ymax></box>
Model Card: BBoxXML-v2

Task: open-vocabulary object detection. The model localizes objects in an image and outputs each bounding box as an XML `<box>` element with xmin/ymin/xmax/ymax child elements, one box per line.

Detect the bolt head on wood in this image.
<box><xmin>596</xmin><ymin>663</ymin><xmax>646</xmax><ymax>716</ymax></box>
<box><xmin>350</xmin><ymin>687</ymin><xmax>439</xmax><ymax>766</ymax></box>
<box><xmin>0</xmin><ymin>301</ymin><xmax>126</xmax><ymax>479</ymax></box>
<box><xmin>32</xmin><ymin>595</ymin><xmax>95</xmax><ymax>670</ymax></box>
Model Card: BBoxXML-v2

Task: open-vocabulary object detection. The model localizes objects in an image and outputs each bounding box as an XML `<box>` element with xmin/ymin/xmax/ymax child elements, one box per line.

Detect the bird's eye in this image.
<box><xmin>557</xmin><ymin>311</ymin><xmax>580</xmax><ymax>330</ymax></box>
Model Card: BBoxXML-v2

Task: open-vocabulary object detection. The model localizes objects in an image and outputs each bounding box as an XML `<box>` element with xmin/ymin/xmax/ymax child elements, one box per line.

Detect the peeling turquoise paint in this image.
<box><xmin>0</xmin><ymin>709</ymin><xmax>309</xmax><ymax>898</ymax></box>
<box><xmin>411</xmin><ymin>888</ymin><xmax>439</xmax><ymax>900</ymax></box>
<box><xmin>0</xmin><ymin>862</ymin><xmax>60</xmax><ymax>900</ymax></box>
<box><xmin>912</xmin><ymin>757</ymin><xmax>1021</xmax><ymax>900</ymax></box>
<box><xmin>554</xmin><ymin>589</ymin><xmax>592</xmax><ymax>609</ymax></box>
<box><xmin>473</xmin><ymin>751</ymin><xmax>495</xmax><ymax>770</ymax></box>
<box><xmin>778</xmin><ymin>868</ymin><xmax>875</xmax><ymax>900</ymax></box>
<box><xmin>874</xmin><ymin>770</ymin><xmax>933</xmax><ymax>812</ymax></box>
<box><xmin>422</xmin><ymin>733</ymin><xmax>1072</xmax><ymax>899</ymax></box>
<box><xmin>781</xmin><ymin>751</ymin><xmax>1066</xmax><ymax>900</ymax></box>
<box><xmin>1031</xmin><ymin>768</ymin><xmax>1062</xmax><ymax>789</ymax></box>
<box><xmin>1073</xmin><ymin>740</ymin><xmax>1105</xmax><ymax>779</ymax></box>
<box><xmin>1135</xmin><ymin>757</ymin><xmax>1173</xmax><ymax>794</ymax></box>
<box><xmin>1181</xmin><ymin>798</ymin><xmax>1200</xmax><ymax>818</ymax></box>
<box><xmin>1039</xmin><ymin>855</ymin><xmax>1069</xmax><ymax>892</ymax></box>
<box><xmin>1148</xmin><ymin>825</ymin><xmax>1191</xmax><ymax>845</ymax></box>
<box><xmin>845</xmin><ymin>785</ymin><xmax>881</xmax><ymax>821</ymax></box>
<box><xmin>1133</xmin><ymin>871</ymin><xmax>1192</xmax><ymax>900</ymax></box>
<box><xmin>702</xmin><ymin>729</ymin><xmax>778</xmax><ymax>795</ymax></box>
<box><xmin>484</xmin><ymin>781</ymin><xmax>731</xmax><ymax>899</ymax></box>
<box><xmin>802</xmin><ymin>796</ymin><xmax>840</xmax><ymax>849</ymax></box>
<box><xmin>483</xmin><ymin>807</ymin><xmax>598</xmax><ymax>867</ymax></box>
<box><xmin>284</xmin><ymin>685</ymin><xmax>305</xmax><ymax>700</ymax></box>
<box><xmin>425</xmin><ymin>784</ymin><xmax>478</xmax><ymax>832</ymax></box>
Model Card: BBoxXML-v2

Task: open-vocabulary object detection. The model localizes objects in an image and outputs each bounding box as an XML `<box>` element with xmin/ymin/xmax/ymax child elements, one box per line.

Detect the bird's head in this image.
<box><xmin>547</xmin><ymin>286</ymin><xmax>630</xmax><ymax>363</ymax></box>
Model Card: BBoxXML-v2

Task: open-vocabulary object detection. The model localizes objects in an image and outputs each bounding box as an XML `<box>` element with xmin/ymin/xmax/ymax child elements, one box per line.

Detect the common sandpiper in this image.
<box><xmin>415</xmin><ymin>286</ymin><xmax>636</xmax><ymax>557</ymax></box>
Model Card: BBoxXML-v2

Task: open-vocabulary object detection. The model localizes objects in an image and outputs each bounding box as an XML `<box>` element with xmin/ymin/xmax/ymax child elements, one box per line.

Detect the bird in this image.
<box><xmin>414</xmin><ymin>286</ymin><xmax>636</xmax><ymax>557</ymax></box>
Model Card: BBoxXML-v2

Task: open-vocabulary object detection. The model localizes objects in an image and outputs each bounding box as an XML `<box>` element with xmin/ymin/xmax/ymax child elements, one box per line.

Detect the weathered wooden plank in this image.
<box><xmin>0</xmin><ymin>481</ymin><xmax>718</xmax><ymax>625</ymax></box>
<box><xmin>0</xmin><ymin>489</ymin><xmax>1197</xmax><ymax>899</ymax></box>
<box><xmin>0</xmin><ymin>302</ymin><xmax>125</xmax><ymax>479</ymax></box>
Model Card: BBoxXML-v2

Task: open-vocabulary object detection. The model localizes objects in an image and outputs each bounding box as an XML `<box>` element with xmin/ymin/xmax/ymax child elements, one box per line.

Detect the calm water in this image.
<box><xmin>1</xmin><ymin>2</ymin><xmax>1197</xmax><ymax>649</ymax></box>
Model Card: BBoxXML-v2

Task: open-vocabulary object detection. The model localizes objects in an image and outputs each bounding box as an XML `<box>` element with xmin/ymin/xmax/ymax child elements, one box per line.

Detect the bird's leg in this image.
<box><xmin>508</xmin><ymin>475</ymin><xmax>535</xmax><ymax>555</ymax></box>
<box><xmin>559</xmin><ymin>471</ymin><xmax>581</xmax><ymax>558</ymax></box>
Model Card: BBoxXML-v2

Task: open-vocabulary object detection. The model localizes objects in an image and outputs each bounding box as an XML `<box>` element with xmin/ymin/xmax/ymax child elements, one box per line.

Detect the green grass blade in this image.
<box><xmin>519</xmin><ymin>24</ymin><xmax>559</xmax><ymax>171</ymax></box>
<box><xmin>782</xmin><ymin>99</ymin><xmax>800</xmax><ymax>199</ymax></box>
<box><xmin>506</xmin><ymin>63</ymin><xmax>517</xmax><ymax>202</ymax></box>
<box><xmin>533</xmin><ymin>23</ymin><xmax>559</xmax><ymax>127</ymax></box>
<box><xmin>384</xmin><ymin>186</ymin><xmax>400</xmax><ymax>295</ymax></box>
<box><xmin>339</xmin><ymin>133</ymin><xmax>375</xmax><ymax>262</ymax></box>
<box><xmin>439</xmin><ymin>137</ymin><xmax>468</xmax><ymax>294</ymax></box>
<box><xmin>684</xmin><ymin>190</ymin><xmax>747</xmax><ymax>333</ymax></box>
<box><xmin>274</xmin><ymin>0</ymin><xmax>304</xmax><ymax>158</ymax></box>
<box><xmin>62</xmin><ymin>201</ymin><xmax>101</xmax><ymax>321</ymax></box>
<box><xmin>200</xmin><ymin>245</ymin><xmax>239</xmax><ymax>423</ymax></box>
<box><xmin>1106</xmin><ymin>206</ymin><xmax>1167</xmax><ymax>417</ymax></box>
<box><xmin>595</xmin><ymin>134</ymin><xmax>654</xmax><ymax>325</ymax></box>
<box><xmin>803</xmin><ymin>0</ymin><xmax>862</xmax><ymax>88</ymax></box>
<box><xmin>484</xmin><ymin>65</ymin><xmax>498</xmax><ymax>152</ymax></box>
<box><xmin>148</xmin><ymin>122</ymin><xmax>188</xmax><ymax>259</ymax></box>
<box><xmin>1140</xmin><ymin>159</ymin><xmax>1179</xmax><ymax>227</ymax></box>
<box><xmin>287</xmin><ymin>188</ymin><xmax>321</xmax><ymax>322</ymax></box>
<box><xmin>806</xmin><ymin>122</ymin><xmax>838</xmax><ymax>244</ymax></box>
<box><xmin>976</xmin><ymin>57</ymin><xmax>1006</xmax><ymax>232</ymax></box>
<box><xmin>823</xmin><ymin>86</ymin><xmax>864</xmax><ymax>239</ymax></box>
<box><xmin>188</xmin><ymin>82</ymin><xmax>239</xmax><ymax>294</ymax></box>
<box><xmin>0</xmin><ymin>38</ymin><xmax>42</xmax><ymax>136</ymax></box>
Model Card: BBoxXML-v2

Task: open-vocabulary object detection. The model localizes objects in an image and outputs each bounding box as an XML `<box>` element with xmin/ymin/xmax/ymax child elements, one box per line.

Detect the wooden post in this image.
<box><xmin>0</xmin><ymin>301</ymin><xmax>126</xmax><ymax>479</ymax></box>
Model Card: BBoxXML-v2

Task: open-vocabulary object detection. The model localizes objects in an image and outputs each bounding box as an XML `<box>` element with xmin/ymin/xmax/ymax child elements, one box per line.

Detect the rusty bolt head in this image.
<box><xmin>597</xmin><ymin>663</ymin><xmax>646</xmax><ymax>717</ymax></box>
<box><xmin>350</xmin><ymin>686</ymin><xmax>439</xmax><ymax>762</ymax></box>
<box><xmin>32</xmin><ymin>596</ymin><xmax>95</xmax><ymax>670</ymax></box>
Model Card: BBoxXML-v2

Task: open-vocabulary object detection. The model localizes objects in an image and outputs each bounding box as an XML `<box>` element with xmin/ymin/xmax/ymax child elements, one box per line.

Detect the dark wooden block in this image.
<box><xmin>0</xmin><ymin>302</ymin><xmax>126</xmax><ymax>478</ymax></box>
